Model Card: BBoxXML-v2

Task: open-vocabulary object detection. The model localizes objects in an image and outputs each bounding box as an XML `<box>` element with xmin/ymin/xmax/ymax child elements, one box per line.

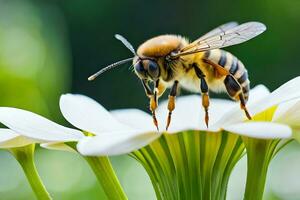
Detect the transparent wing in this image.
<box><xmin>181</xmin><ymin>21</ymin><xmax>239</xmax><ymax>51</ymax></box>
<box><xmin>174</xmin><ymin>22</ymin><xmax>266</xmax><ymax>57</ymax></box>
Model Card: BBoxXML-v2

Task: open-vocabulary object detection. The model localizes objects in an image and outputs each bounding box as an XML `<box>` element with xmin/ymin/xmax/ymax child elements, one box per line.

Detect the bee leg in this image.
<box><xmin>200</xmin><ymin>79</ymin><xmax>210</xmax><ymax>128</ymax></box>
<box><xmin>141</xmin><ymin>79</ymin><xmax>159</xmax><ymax>130</ymax></box>
<box><xmin>224</xmin><ymin>75</ymin><xmax>252</xmax><ymax>120</ymax></box>
<box><xmin>157</xmin><ymin>81</ymin><xmax>167</xmax><ymax>97</ymax></box>
<box><xmin>152</xmin><ymin>80</ymin><xmax>160</xmax><ymax>130</ymax></box>
<box><xmin>194</xmin><ymin>64</ymin><xmax>210</xmax><ymax>127</ymax></box>
<box><xmin>166</xmin><ymin>80</ymin><xmax>179</xmax><ymax>130</ymax></box>
<box><xmin>239</xmin><ymin>93</ymin><xmax>252</xmax><ymax>120</ymax></box>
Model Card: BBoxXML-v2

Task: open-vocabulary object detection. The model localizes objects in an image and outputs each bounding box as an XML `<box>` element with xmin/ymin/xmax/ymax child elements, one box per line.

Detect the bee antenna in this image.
<box><xmin>115</xmin><ymin>34</ymin><xmax>137</xmax><ymax>56</ymax></box>
<box><xmin>88</xmin><ymin>57</ymin><xmax>134</xmax><ymax>81</ymax></box>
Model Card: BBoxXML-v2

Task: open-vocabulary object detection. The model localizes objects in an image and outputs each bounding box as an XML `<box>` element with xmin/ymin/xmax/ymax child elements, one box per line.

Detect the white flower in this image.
<box><xmin>0</xmin><ymin>128</ymin><xmax>36</xmax><ymax>148</ymax></box>
<box><xmin>59</xmin><ymin>94</ymin><xmax>160</xmax><ymax>155</ymax></box>
<box><xmin>76</xmin><ymin>76</ymin><xmax>300</xmax><ymax>156</ymax></box>
<box><xmin>0</xmin><ymin>107</ymin><xmax>84</xmax><ymax>152</ymax></box>
<box><xmin>0</xmin><ymin>95</ymin><xmax>160</xmax><ymax>154</ymax></box>
<box><xmin>0</xmin><ymin>77</ymin><xmax>299</xmax><ymax>156</ymax></box>
<box><xmin>220</xmin><ymin>76</ymin><xmax>300</xmax><ymax>140</ymax></box>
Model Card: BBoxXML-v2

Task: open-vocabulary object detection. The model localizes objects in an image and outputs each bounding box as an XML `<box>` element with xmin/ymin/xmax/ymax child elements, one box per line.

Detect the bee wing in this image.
<box><xmin>174</xmin><ymin>22</ymin><xmax>266</xmax><ymax>57</ymax></box>
<box><xmin>182</xmin><ymin>21</ymin><xmax>239</xmax><ymax>51</ymax></box>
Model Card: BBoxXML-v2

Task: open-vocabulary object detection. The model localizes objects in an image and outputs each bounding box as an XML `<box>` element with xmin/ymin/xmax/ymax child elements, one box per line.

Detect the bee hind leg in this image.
<box><xmin>166</xmin><ymin>80</ymin><xmax>179</xmax><ymax>130</ymax></box>
<box><xmin>239</xmin><ymin>93</ymin><xmax>252</xmax><ymax>120</ymax></box>
<box><xmin>224</xmin><ymin>75</ymin><xmax>252</xmax><ymax>120</ymax></box>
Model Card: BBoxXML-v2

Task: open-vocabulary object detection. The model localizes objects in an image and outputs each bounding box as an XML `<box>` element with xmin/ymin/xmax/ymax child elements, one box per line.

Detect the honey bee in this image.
<box><xmin>88</xmin><ymin>21</ymin><xmax>266</xmax><ymax>130</ymax></box>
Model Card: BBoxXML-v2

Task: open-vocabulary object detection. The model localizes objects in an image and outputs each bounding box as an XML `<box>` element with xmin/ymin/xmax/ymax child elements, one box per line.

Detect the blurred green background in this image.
<box><xmin>0</xmin><ymin>0</ymin><xmax>300</xmax><ymax>199</ymax></box>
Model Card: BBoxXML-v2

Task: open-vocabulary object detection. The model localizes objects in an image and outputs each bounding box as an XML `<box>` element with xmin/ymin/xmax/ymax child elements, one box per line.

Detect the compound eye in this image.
<box><xmin>134</xmin><ymin>61</ymin><xmax>146</xmax><ymax>76</ymax></box>
<box><xmin>148</xmin><ymin>60</ymin><xmax>159</xmax><ymax>78</ymax></box>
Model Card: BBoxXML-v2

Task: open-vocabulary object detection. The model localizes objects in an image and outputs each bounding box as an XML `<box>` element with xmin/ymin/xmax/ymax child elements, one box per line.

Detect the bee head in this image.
<box><xmin>134</xmin><ymin>58</ymin><xmax>160</xmax><ymax>80</ymax></box>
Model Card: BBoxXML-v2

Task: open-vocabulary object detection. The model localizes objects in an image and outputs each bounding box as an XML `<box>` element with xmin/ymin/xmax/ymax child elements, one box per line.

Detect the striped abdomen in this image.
<box><xmin>204</xmin><ymin>49</ymin><xmax>250</xmax><ymax>102</ymax></box>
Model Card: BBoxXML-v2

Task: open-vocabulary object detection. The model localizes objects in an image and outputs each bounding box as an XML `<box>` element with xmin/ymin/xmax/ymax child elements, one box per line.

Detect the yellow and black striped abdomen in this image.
<box><xmin>204</xmin><ymin>49</ymin><xmax>250</xmax><ymax>102</ymax></box>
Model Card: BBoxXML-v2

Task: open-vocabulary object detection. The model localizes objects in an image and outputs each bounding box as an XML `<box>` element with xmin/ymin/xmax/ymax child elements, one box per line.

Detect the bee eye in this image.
<box><xmin>134</xmin><ymin>61</ymin><xmax>147</xmax><ymax>78</ymax></box>
<box><xmin>148</xmin><ymin>60</ymin><xmax>159</xmax><ymax>78</ymax></box>
<box><xmin>135</xmin><ymin>62</ymin><xmax>145</xmax><ymax>73</ymax></box>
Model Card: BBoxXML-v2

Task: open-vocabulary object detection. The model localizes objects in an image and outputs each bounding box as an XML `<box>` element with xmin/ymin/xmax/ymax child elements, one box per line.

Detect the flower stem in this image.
<box><xmin>9</xmin><ymin>144</ymin><xmax>51</xmax><ymax>200</ymax></box>
<box><xmin>132</xmin><ymin>131</ymin><xmax>244</xmax><ymax>200</ymax></box>
<box><xmin>243</xmin><ymin>138</ymin><xmax>279</xmax><ymax>200</ymax></box>
<box><xmin>84</xmin><ymin>156</ymin><xmax>128</xmax><ymax>200</ymax></box>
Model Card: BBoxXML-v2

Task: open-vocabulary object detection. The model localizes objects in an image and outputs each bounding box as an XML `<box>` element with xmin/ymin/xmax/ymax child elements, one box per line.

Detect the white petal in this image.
<box><xmin>246</xmin><ymin>84</ymin><xmax>270</xmax><ymax>105</ymax></box>
<box><xmin>60</xmin><ymin>94</ymin><xmax>131</xmax><ymax>135</ymax></box>
<box><xmin>223</xmin><ymin>122</ymin><xmax>292</xmax><ymax>139</ymax></box>
<box><xmin>215</xmin><ymin>77</ymin><xmax>300</xmax><ymax>126</ymax></box>
<box><xmin>77</xmin><ymin>130</ymin><xmax>160</xmax><ymax>156</ymax></box>
<box><xmin>111</xmin><ymin>109</ymin><xmax>155</xmax><ymax>132</ymax></box>
<box><xmin>250</xmin><ymin>77</ymin><xmax>300</xmax><ymax>114</ymax></box>
<box><xmin>156</xmin><ymin>95</ymin><xmax>235</xmax><ymax>132</ymax></box>
<box><xmin>0</xmin><ymin>107</ymin><xmax>84</xmax><ymax>142</ymax></box>
<box><xmin>40</xmin><ymin>142</ymin><xmax>77</xmax><ymax>153</ymax></box>
<box><xmin>273</xmin><ymin>99</ymin><xmax>300</xmax><ymax>126</ymax></box>
<box><xmin>0</xmin><ymin>128</ymin><xmax>36</xmax><ymax>148</ymax></box>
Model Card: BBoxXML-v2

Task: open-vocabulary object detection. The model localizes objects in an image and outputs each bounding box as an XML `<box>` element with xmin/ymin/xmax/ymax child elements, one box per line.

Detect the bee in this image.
<box><xmin>88</xmin><ymin>21</ymin><xmax>266</xmax><ymax>130</ymax></box>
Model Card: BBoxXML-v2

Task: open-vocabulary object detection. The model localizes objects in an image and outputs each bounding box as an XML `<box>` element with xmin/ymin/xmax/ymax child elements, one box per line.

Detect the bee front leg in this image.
<box><xmin>194</xmin><ymin>65</ymin><xmax>210</xmax><ymax>127</ymax></box>
<box><xmin>141</xmin><ymin>79</ymin><xmax>159</xmax><ymax>130</ymax></box>
<box><xmin>166</xmin><ymin>80</ymin><xmax>179</xmax><ymax>130</ymax></box>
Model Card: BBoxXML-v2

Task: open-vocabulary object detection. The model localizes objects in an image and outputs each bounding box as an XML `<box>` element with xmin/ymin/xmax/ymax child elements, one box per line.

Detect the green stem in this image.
<box><xmin>84</xmin><ymin>156</ymin><xmax>128</xmax><ymax>200</ymax></box>
<box><xmin>131</xmin><ymin>131</ymin><xmax>244</xmax><ymax>200</ymax></box>
<box><xmin>9</xmin><ymin>144</ymin><xmax>51</xmax><ymax>200</ymax></box>
<box><xmin>243</xmin><ymin>138</ymin><xmax>279</xmax><ymax>200</ymax></box>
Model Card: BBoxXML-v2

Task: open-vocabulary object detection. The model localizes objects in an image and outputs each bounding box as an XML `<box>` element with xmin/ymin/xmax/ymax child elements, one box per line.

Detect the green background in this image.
<box><xmin>0</xmin><ymin>0</ymin><xmax>300</xmax><ymax>199</ymax></box>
